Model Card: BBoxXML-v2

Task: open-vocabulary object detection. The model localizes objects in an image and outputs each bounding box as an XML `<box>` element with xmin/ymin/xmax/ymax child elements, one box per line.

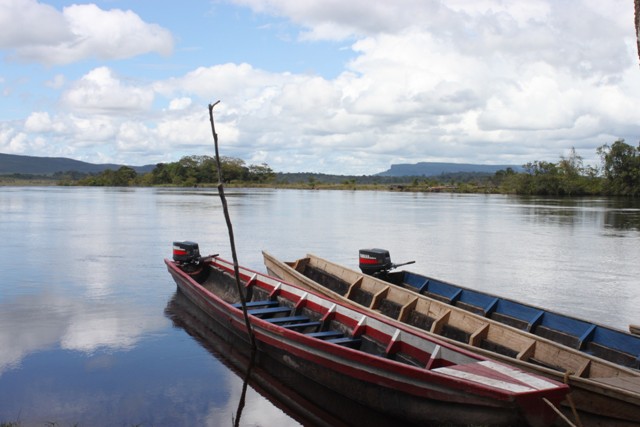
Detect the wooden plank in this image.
<box><xmin>291</xmin><ymin>257</ymin><xmax>309</xmax><ymax>272</ymax></box>
<box><xmin>308</xmin><ymin>330</ymin><xmax>343</xmax><ymax>339</ymax></box>
<box><xmin>266</xmin><ymin>315</ymin><xmax>309</xmax><ymax>324</ymax></box>
<box><xmin>327</xmin><ymin>336</ymin><xmax>361</xmax><ymax>346</ymax></box>
<box><xmin>232</xmin><ymin>300</ymin><xmax>278</xmax><ymax>309</ymax></box>
<box><xmin>282</xmin><ymin>321</ymin><xmax>322</xmax><ymax>330</ymax></box>
<box><xmin>249</xmin><ymin>306</ymin><xmax>292</xmax><ymax>316</ymax></box>
<box><xmin>430</xmin><ymin>309</ymin><xmax>451</xmax><ymax>335</ymax></box>
<box><xmin>469</xmin><ymin>323</ymin><xmax>490</xmax><ymax>347</ymax></box>
<box><xmin>370</xmin><ymin>285</ymin><xmax>390</xmax><ymax>310</ymax></box>
<box><xmin>425</xmin><ymin>344</ymin><xmax>442</xmax><ymax>370</ymax></box>
<box><xmin>574</xmin><ymin>359</ymin><xmax>591</xmax><ymax>378</ymax></box>
<box><xmin>398</xmin><ymin>296</ymin><xmax>419</xmax><ymax>323</ymax></box>
<box><xmin>345</xmin><ymin>276</ymin><xmax>363</xmax><ymax>300</ymax></box>
<box><xmin>516</xmin><ymin>341</ymin><xmax>536</xmax><ymax>361</ymax></box>
<box><xmin>593</xmin><ymin>376</ymin><xmax>640</xmax><ymax>393</ymax></box>
<box><xmin>263</xmin><ymin>253</ymin><xmax>640</xmax><ymax>423</ymax></box>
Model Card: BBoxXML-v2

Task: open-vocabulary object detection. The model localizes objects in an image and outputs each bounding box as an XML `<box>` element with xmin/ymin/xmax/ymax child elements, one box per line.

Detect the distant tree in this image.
<box><xmin>558</xmin><ymin>148</ymin><xmax>583</xmax><ymax>177</ymax></box>
<box><xmin>557</xmin><ymin>148</ymin><xmax>595</xmax><ymax>196</ymax></box>
<box><xmin>597</xmin><ymin>139</ymin><xmax>640</xmax><ymax>196</ymax></box>
<box><xmin>308</xmin><ymin>176</ymin><xmax>317</xmax><ymax>189</ymax></box>
<box><xmin>248</xmin><ymin>163</ymin><xmax>276</xmax><ymax>182</ymax></box>
<box><xmin>521</xmin><ymin>161</ymin><xmax>562</xmax><ymax>195</ymax></box>
<box><xmin>113</xmin><ymin>166</ymin><xmax>137</xmax><ymax>186</ymax></box>
<box><xmin>219</xmin><ymin>156</ymin><xmax>248</xmax><ymax>182</ymax></box>
<box><xmin>151</xmin><ymin>163</ymin><xmax>171</xmax><ymax>184</ymax></box>
<box><xmin>137</xmin><ymin>155</ymin><xmax>275</xmax><ymax>186</ymax></box>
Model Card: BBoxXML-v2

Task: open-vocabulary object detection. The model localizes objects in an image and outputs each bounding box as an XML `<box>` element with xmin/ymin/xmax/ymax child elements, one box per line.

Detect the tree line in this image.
<box><xmin>58</xmin><ymin>139</ymin><xmax>640</xmax><ymax>197</ymax></box>
<box><xmin>490</xmin><ymin>139</ymin><xmax>640</xmax><ymax>196</ymax></box>
<box><xmin>68</xmin><ymin>155</ymin><xmax>275</xmax><ymax>187</ymax></box>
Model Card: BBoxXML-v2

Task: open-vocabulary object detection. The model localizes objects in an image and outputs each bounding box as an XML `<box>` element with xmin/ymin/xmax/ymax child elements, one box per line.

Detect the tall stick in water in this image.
<box><xmin>636</xmin><ymin>0</ymin><xmax>640</xmax><ymax>66</ymax></box>
<box><xmin>208</xmin><ymin>101</ymin><xmax>256</xmax><ymax>352</ymax></box>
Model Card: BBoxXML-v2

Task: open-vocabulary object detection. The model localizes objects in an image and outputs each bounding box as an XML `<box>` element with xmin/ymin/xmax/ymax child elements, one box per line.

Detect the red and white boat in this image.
<box><xmin>165</xmin><ymin>241</ymin><xmax>570</xmax><ymax>427</ymax></box>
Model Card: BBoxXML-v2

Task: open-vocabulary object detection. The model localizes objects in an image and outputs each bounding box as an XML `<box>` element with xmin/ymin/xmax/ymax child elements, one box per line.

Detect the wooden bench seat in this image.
<box><xmin>265</xmin><ymin>315</ymin><xmax>309</xmax><ymax>325</ymax></box>
<box><xmin>282</xmin><ymin>321</ymin><xmax>322</xmax><ymax>330</ymax></box>
<box><xmin>307</xmin><ymin>330</ymin><xmax>344</xmax><ymax>339</ymax></box>
<box><xmin>248</xmin><ymin>306</ymin><xmax>292</xmax><ymax>317</ymax></box>
<box><xmin>327</xmin><ymin>336</ymin><xmax>361</xmax><ymax>347</ymax></box>
<box><xmin>232</xmin><ymin>300</ymin><xmax>278</xmax><ymax>309</ymax></box>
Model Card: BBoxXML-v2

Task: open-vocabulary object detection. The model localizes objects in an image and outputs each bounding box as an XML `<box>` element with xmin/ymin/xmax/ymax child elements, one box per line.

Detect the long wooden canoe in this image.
<box><xmin>166</xmin><ymin>242</ymin><xmax>570</xmax><ymax>427</ymax></box>
<box><xmin>263</xmin><ymin>251</ymin><xmax>640</xmax><ymax>426</ymax></box>
<box><xmin>356</xmin><ymin>248</ymin><xmax>640</xmax><ymax>371</ymax></box>
<box><xmin>165</xmin><ymin>290</ymin><xmax>411</xmax><ymax>427</ymax></box>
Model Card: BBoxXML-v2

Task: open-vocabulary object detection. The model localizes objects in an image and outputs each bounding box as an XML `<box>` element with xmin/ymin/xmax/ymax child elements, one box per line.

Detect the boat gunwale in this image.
<box><xmin>302</xmin><ymin>252</ymin><xmax>640</xmax><ymax>377</ymax></box>
<box><xmin>165</xmin><ymin>256</ymin><xmax>569</xmax><ymax>405</ymax></box>
<box><xmin>262</xmin><ymin>250</ymin><xmax>640</xmax><ymax>412</ymax></box>
<box><xmin>394</xmin><ymin>269</ymin><xmax>640</xmax><ymax>357</ymax></box>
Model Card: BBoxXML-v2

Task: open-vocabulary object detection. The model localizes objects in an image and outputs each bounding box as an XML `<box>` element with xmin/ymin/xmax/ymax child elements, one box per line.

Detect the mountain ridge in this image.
<box><xmin>377</xmin><ymin>162</ymin><xmax>523</xmax><ymax>176</ymax></box>
<box><xmin>1</xmin><ymin>152</ymin><xmax>522</xmax><ymax>177</ymax></box>
<box><xmin>0</xmin><ymin>153</ymin><xmax>155</xmax><ymax>175</ymax></box>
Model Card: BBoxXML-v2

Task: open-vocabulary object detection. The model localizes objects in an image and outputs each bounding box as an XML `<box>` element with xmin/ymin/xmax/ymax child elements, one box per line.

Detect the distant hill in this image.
<box><xmin>0</xmin><ymin>153</ymin><xmax>155</xmax><ymax>175</ymax></box>
<box><xmin>377</xmin><ymin>162</ymin><xmax>523</xmax><ymax>177</ymax></box>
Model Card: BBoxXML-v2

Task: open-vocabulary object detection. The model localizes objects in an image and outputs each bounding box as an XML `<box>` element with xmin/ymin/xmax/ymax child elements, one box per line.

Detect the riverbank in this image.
<box><xmin>0</xmin><ymin>177</ymin><xmax>498</xmax><ymax>194</ymax></box>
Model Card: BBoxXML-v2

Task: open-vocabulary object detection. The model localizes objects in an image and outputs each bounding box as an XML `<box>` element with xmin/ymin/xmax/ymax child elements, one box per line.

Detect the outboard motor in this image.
<box><xmin>359</xmin><ymin>248</ymin><xmax>415</xmax><ymax>278</ymax></box>
<box><xmin>359</xmin><ymin>248</ymin><xmax>393</xmax><ymax>275</ymax></box>
<box><xmin>173</xmin><ymin>241</ymin><xmax>202</xmax><ymax>264</ymax></box>
<box><xmin>173</xmin><ymin>241</ymin><xmax>210</xmax><ymax>282</ymax></box>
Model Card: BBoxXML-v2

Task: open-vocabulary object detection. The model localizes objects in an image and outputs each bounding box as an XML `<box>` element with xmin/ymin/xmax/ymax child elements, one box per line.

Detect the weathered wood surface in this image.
<box><xmin>264</xmin><ymin>251</ymin><xmax>640</xmax><ymax>425</ymax></box>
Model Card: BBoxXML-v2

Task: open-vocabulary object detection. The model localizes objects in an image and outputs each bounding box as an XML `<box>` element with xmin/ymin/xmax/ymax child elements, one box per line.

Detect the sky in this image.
<box><xmin>1</xmin><ymin>0</ymin><xmax>639</xmax><ymax>175</ymax></box>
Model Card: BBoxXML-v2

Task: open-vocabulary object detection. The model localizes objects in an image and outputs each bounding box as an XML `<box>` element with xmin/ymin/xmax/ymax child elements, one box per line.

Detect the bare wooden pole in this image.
<box><xmin>208</xmin><ymin>101</ymin><xmax>256</xmax><ymax>351</ymax></box>
<box><xmin>636</xmin><ymin>0</ymin><xmax>640</xmax><ymax>66</ymax></box>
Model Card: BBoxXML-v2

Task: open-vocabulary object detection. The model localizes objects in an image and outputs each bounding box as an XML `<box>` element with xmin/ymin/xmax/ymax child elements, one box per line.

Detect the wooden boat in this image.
<box><xmin>356</xmin><ymin>248</ymin><xmax>640</xmax><ymax>371</ymax></box>
<box><xmin>165</xmin><ymin>290</ymin><xmax>410</xmax><ymax>427</ymax></box>
<box><xmin>631</xmin><ymin>325</ymin><xmax>640</xmax><ymax>336</ymax></box>
<box><xmin>263</xmin><ymin>250</ymin><xmax>640</xmax><ymax>426</ymax></box>
<box><xmin>166</xmin><ymin>242</ymin><xmax>570</xmax><ymax>427</ymax></box>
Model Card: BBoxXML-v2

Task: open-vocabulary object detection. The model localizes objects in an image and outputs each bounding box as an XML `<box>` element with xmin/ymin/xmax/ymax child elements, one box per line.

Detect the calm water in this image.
<box><xmin>1</xmin><ymin>187</ymin><xmax>639</xmax><ymax>426</ymax></box>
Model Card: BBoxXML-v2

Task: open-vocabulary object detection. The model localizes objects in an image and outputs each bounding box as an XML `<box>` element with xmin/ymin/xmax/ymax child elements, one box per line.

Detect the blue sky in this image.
<box><xmin>1</xmin><ymin>0</ymin><xmax>639</xmax><ymax>174</ymax></box>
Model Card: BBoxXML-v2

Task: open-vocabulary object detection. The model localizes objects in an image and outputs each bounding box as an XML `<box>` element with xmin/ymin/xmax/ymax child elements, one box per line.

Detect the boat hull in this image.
<box><xmin>262</xmin><ymin>251</ymin><xmax>640</xmax><ymax>426</ymax></box>
<box><xmin>166</xmin><ymin>291</ymin><xmax>418</xmax><ymax>427</ymax></box>
<box><xmin>166</xmin><ymin>256</ymin><xmax>568</xmax><ymax>427</ymax></box>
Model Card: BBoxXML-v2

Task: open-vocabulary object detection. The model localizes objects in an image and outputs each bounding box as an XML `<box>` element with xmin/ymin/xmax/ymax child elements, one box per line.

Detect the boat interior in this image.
<box><xmin>201</xmin><ymin>262</ymin><xmax>475</xmax><ymax>371</ymax></box>
<box><xmin>393</xmin><ymin>270</ymin><xmax>640</xmax><ymax>370</ymax></box>
<box><xmin>284</xmin><ymin>257</ymin><xmax>640</xmax><ymax>380</ymax></box>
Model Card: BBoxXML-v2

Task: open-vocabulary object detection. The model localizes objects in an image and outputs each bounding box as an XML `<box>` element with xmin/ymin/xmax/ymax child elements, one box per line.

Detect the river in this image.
<box><xmin>0</xmin><ymin>187</ymin><xmax>638</xmax><ymax>426</ymax></box>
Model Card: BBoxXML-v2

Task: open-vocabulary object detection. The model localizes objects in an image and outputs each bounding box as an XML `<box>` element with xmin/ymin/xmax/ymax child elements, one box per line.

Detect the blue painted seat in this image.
<box><xmin>232</xmin><ymin>300</ymin><xmax>278</xmax><ymax>309</ymax></box>
<box><xmin>248</xmin><ymin>306</ymin><xmax>291</xmax><ymax>316</ymax></box>
<box><xmin>265</xmin><ymin>315</ymin><xmax>309</xmax><ymax>324</ymax></box>
<box><xmin>307</xmin><ymin>330</ymin><xmax>343</xmax><ymax>339</ymax></box>
<box><xmin>282</xmin><ymin>321</ymin><xmax>322</xmax><ymax>330</ymax></box>
<box><xmin>327</xmin><ymin>336</ymin><xmax>361</xmax><ymax>346</ymax></box>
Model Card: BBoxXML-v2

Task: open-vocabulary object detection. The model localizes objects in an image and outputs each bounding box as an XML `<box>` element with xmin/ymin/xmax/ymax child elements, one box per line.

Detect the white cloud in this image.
<box><xmin>168</xmin><ymin>97</ymin><xmax>193</xmax><ymax>111</ymax></box>
<box><xmin>46</xmin><ymin>74</ymin><xmax>66</xmax><ymax>89</ymax></box>
<box><xmin>0</xmin><ymin>0</ymin><xmax>173</xmax><ymax>65</ymax></box>
<box><xmin>61</xmin><ymin>67</ymin><xmax>154</xmax><ymax>113</ymax></box>
<box><xmin>24</xmin><ymin>111</ymin><xmax>53</xmax><ymax>133</ymax></box>
<box><xmin>0</xmin><ymin>123</ymin><xmax>28</xmax><ymax>153</ymax></box>
<box><xmin>1</xmin><ymin>0</ymin><xmax>639</xmax><ymax>174</ymax></box>
<box><xmin>231</xmin><ymin>0</ymin><xmax>453</xmax><ymax>39</ymax></box>
<box><xmin>0</xmin><ymin>0</ymin><xmax>71</xmax><ymax>48</ymax></box>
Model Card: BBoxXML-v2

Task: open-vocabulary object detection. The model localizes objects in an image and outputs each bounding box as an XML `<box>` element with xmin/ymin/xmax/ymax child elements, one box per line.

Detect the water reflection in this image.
<box><xmin>0</xmin><ymin>289</ymin><xmax>166</xmax><ymax>377</ymax></box>
<box><xmin>1</xmin><ymin>187</ymin><xmax>638</xmax><ymax>425</ymax></box>
<box><xmin>513</xmin><ymin>196</ymin><xmax>640</xmax><ymax>231</ymax></box>
<box><xmin>164</xmin><ymin>291</ymin><xmax>414</xmax><ymax>427</ymax></box>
